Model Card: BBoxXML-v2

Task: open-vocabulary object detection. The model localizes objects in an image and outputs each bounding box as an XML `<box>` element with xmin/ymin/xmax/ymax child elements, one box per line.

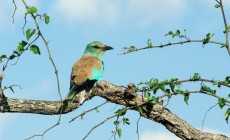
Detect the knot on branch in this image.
<box><xmin>124</xmin><ymin>82</ymin><xmax>137</xmax><ymax>99</ymax></box>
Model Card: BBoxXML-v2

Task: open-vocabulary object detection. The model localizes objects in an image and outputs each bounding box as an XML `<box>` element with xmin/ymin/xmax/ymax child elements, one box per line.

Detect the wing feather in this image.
<box><xmin>70</xmin><ymin>56</ymin><xmax>102</xmax><ymax>89</ymax></box>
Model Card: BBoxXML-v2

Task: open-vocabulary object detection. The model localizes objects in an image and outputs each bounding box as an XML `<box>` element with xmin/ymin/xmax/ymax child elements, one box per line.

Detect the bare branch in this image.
<box><xmin>20</xmin><ymin>0</ymin><xmax>63</xmax><ymax>138</ymax></box>
<box><xmin>25</xmin><ymin>123</ymin><xmax>59</xmax><ymax>140</ymax></box>
<box><xmin>219</xmin><ymin>0</ymin><xmax>229</xmax><ymax>54</ymax></box>
<box><xmin>136</xmin><ymin>115</ymin><xmax>141</xmax><ymax>140</ymax></box>
<box><xmin>69</xmin><ymin>101</ymin><xmax>109</xmax><ymax>123</ymax></box>
<box><xmin>119</xmin><ymin>39</ymin><xmax>225</xmax><ymax>55</ymax></box>
<box><xmin>201</xmin><ymin>104</ymin><xmax>218</xmax><ymax>130</ymax></box>
<box><xmin>178</xmin><ymin>78</ymin><xmax>230</xmax><ymax>88</ymax></box>
<box><xmin>82</xmin><ymin>115</ymin><xmax>117</xmax><ymax>140</ymax></box>
<box><xmin>12</xmin><ymin>0</ymin><xmax>17</xmax><ymax>24</ymax></box>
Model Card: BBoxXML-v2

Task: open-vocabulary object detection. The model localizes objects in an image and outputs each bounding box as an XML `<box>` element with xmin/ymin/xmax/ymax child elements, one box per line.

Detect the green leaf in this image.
<box><xmin>218</xmin><ymin>98</ymin><xmax>226</xmax><ymax>109</ymax></box>
<box><xmin>135</xmin><ymin>102</ymin><xmax>143</xmax><ymax>113</ymax></box>
<box><xmin>212</xmin><ymin>81</ymin><xmax>219</xmax><ymax>86</ymax></box>
<box><xmin>165</xmin><ymin>88</ymin><xmax>170</xmax><ymax>93</ymax></box>
<box><xmin>133</xmin><ymin>86</ymin><xmax>139</xmax><ymax>92</ymax></box>
<box><xmin>118</xmin><ymin>128</ymin><xmax>122</xmax><ymax>138</ymax></box>
<box><xmin>18</xmin><ymin>40</ymin><xmax>28</xmax><ymax>54</ymax></box>
<box><xmin>153</xmin><ymin>87</ymin><xmax>159</xmax><ymax>94</ymax></box>
<box><xmin>30</xmin><ymin>45</ymin><xmax>41</xmax><ymax>55</ymax></box>
<box><xmin>221</xmin><ymin>43</ymin><xmax>226</xmax><ymax>48</ymax></box>
<box><xmin>224</xmin><ymin>25</ymin><xmax>230</xmax><ymax>34</ymax></box>
<box><xmin>114</xmin><ymin>120</ymin><xmax>119</xmax><ymax>125</ymax></box>
<box><xmin>115</xmin><ymin>109</ymin><xmax>127</xmax><ymax>116</ymax></box>
<box><xmin>224</xmin><ymin>76</ymin><xmax>230</xmax><ymax>84</ymax></box>
<box><xmin>170</xmin><ymin>78</ymin><xmax>178</xmax><ymax>82</ymax></box>
<box><xmin>9</xmin><ymin>86</ymin><xmax>14</xmax><ymax>93</ymax></box>
<box><xmin>165</xmin><ymin>30</ymin><xmax>181</xmax><ymax>38</ymax></box>
<box><xmin>201</xmin><ymin>85</ymin><xmax>208</xmax><ymax>92</ymax></box>
<box><xmin>191</xmin><ymin>73</ymin><xmax>200</xmax><ymax>80</ymax></box>
<box><xmin>123</xmin><ymin>118</ymin><xmax>130</xmax><ymax>125</ymax></box>
<box><xmin>225</xmin><ymin>108</ymin><xmax>230</xmax><ymax>123</ymax></box>
<box><xmin>215</xmin><ymin>4</ymin><xmax>221</xmax><ymax>8</ymax></box>
<box><xmin>175</xmin><ymin>89</ymin><xmax>184</xmax><ymax>95</ymax></box>
<box><xmin>200</xmin><ymin>85</ymin><xmax>216</xmax><ymax>94</ymax></box>
<box><xmin>159</xmin><ymin>86</ymin><xmax>166</xmax><ymax>92</ymax></box>
<box><xmin>153</xmin><ymin>79</ymin><xmax>158</xmax><ymax>85</ymax></box>
<box><xmin>184</xmin><ymin>93</ymin><xmax>189</xmax><ymax>105</ymax></box>
<box><xmin>147</xmin><ymin>39</ymin><xmax>152</xmax><ymax>48</ymax></box>
<box><xmin>128</xmin><ymin>46</ymin><xmax>136</xmax><ymax>52</ymax></box>
<box><xmin>168</xmin><ymin>31</ymin><xmax>173</xmax><ymax>35</ymax></box>
<box><xmin>151</xmin><ymin>96</ymin><xmax>160</xmax><ymax>104</ymax></box>
<box><xmin>9</xmin><ymin>54</ymin><xmax>16</xmax><ymax>60</ymax></box>
<box><xmin>26</xmin><ymin>6</ymin><xmax>37</xmax><ymax>14</ymax></box>
<box><xmin>173</xmin><ymin>30</ymin><xmax>180</xmax><ymax>38</ymax></box>
<box><xmin>26</xmin><ymin>29</ymin><xmax>36</xmax><ymax>41</ymax></box>
<box><xmin>227</xmin><ymin>24</ymin><xmax>230</xmax><ymax>29</ymax></box>
<box><xmin>67</xmin><ymin>101</ymin><xmax>71</xmax><ymax>108</ymax></box>
<box><xmin>144</xmin><ymin>92</ymin><xmax>151</xmax><ymax>101</ymax></box>
<box><xmin>169</xmin><ymin>83</ymin><xmax>175</xmax><ymax>92</ymax></box>
<box><xmin>44</xmin><ymin>13</ymin><xmax>50</xmax><ymax>24</ymax></box>
<box><xmin>0</xmin><ymin>54</ymin><xmax>7</xmax><ymax>62</ymax></box>
<box><xmin>203</xmin><ymin>33</ymin><xmax>214</xmax><ymax>44</ymax></box>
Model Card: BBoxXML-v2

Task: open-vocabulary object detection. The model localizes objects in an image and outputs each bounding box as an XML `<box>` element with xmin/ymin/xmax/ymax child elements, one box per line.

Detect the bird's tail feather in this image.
<box><xmin>65</xmin><ymin>85</ymin><xmax>78</xmax><ymax>101</ymax></box>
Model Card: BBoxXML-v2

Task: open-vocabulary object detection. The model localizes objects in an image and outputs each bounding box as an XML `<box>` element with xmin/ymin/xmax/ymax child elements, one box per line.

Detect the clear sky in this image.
<box><xmin>0</xmin><ymin>0</ymin><xmax>230</xmax><ymax>140</ymax></box>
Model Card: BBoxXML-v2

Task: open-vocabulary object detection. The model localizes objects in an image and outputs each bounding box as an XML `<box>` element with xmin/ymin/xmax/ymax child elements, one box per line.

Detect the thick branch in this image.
<box><xmin>0</xmin><ymin>81</ymin><xmax>229</xmax><ymax>140</ymax></box>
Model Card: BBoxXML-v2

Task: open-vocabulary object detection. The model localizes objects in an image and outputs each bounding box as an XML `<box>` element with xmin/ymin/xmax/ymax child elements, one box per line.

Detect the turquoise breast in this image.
<box><xmin>89</xmin><ymin>62</ymin><xmax>104</xmax><ymax>80</ymax></box>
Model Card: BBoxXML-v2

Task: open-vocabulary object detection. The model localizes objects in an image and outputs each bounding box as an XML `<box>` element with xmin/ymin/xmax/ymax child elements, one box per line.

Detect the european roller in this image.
<box><xmin>65</xmin><ymin>41</ymin><xmax>113</xmax><ymax>101</ymax></box>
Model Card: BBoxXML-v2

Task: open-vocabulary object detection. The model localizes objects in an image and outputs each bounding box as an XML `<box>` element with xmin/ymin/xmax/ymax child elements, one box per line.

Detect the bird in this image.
<box><xmin>65</xmin><ymin>41</ymin><xmax>113</xmax><ymax>101</ymax></box>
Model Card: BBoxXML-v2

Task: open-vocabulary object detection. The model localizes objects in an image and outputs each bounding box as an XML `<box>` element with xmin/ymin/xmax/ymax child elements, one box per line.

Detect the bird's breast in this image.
<box><xmin>89</xmin><ymin>62</ymin><xmax>104</xmax><ymax>80</ymax></box>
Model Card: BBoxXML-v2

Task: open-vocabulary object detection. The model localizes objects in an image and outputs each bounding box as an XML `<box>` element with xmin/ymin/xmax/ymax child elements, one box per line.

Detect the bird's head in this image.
<box><xmin>83</xmin><ymin>41</ymin><xmax>113</xmax><ymax>59</ymax></box>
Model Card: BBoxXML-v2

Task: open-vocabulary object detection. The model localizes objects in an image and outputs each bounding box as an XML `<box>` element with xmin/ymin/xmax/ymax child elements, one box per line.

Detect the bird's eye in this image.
<box><xmin>93</xmin><ymin>45</ymin><xmax>100</xmax><ymax>49</ymax></box>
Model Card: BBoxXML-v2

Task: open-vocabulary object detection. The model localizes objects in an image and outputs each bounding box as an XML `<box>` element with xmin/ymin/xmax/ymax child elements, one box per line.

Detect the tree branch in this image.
<box><xmin>119</xmin><ymin>39</ymin><xmax>225</xmax><ymax>55</ymax></box>
<box><xmin>0</xmin><ymin>80</ymin><xmax>229</xmax><ymax>140</ymax></box>
<box><xmin>219</xmin><ymin>0</ymin><xmax>229</xmax><ymax>54</ymax></box>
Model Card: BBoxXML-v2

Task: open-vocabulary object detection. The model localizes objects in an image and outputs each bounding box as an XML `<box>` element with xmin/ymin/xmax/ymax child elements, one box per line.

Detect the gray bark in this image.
<box><xmin>0</xmin><ymin>80</ymin><xmax>229</xmax><ymax>140</ymax></box>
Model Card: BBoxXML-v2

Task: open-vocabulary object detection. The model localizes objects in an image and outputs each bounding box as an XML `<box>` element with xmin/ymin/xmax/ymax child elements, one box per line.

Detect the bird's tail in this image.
<box><xmin>65</xmin><ymin>85</ymin><xmax>78</xmax><ymax>101</ymax></box>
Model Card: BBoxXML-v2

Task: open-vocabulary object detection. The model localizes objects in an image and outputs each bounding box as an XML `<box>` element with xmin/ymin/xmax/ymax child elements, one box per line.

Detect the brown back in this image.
<box><xmin>70</xmin><ymin>56</ymin><xmax>102</xmax><ymax>88</ymax></box>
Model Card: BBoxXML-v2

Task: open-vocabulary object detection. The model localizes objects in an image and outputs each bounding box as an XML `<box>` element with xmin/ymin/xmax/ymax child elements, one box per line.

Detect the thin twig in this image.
<box><xmin>158</xmin><ymin>90</ymin><xmax>230</xmax><ymax>104</ymax></box>
<box><xmin>21</xmin><ymin>0</ymin><xmax>62</xmax><ymax>100</ymax></box>
<box><xmin>178</xmin><ymin>78</ymin><xmax>230</xmax><ymax>88</ymax></box>
<box><xmin>215</xmin><ymin>0</ymin><xmax>220</xmax><ymax>4</ymax></box>
<box><xmin>110</xmin><ymin>104</ymin><xmax>119</xmax><ymax>112</ymax></box>
<box><xmin>22</xmin><ymin>14</ymin><xmax>27</xmax><ymax>34</ymax></box>
<box><xmin>136</xmin><ymin>115</ymin><xmax>141</xmax><ymax>140</ymax></box>
<box><xmin>119</xmin><ymin>39</ymin><xmax>225</xmax><ymax>55</ymax></box>
<box><xmin>21</xmin><ymin>0</ymin><xmax>63</xmax><ymax>139</ymax></box>
<box><xmin>3</xmin><ymin>84</ymin><xmax>22</xmax><ymax>91</ymax></box>
<box><xmin>201</xmin><ymin>103</ymin><xmax>218</xmax><ymax>130</ymax></box>
<box><xmin>69</xmin><ymin>101</ymin><xmax>109</xmax><ymax>123</ymax></box>
<box><xmin>219</xmin><ymin>0</ymin><xmax>229</xmax><ymax>54</ymax></box>
<box><xmin>82</xmin><ymin>115</ymin><xmax>117</xmax><ymax>140</ymax></box>
<box><xmin>25</xmin><ymin>123</ymin><xmax>59</xmax><ymax>140</ymax></box>
<box><xmin>12</xmin><ymin>0</ymin><xmax>17</xmax><ymax>24</ymax></box>
<box><xmin>164</xmin><ymin>97</ymin><xmax>171</xmax><ymax>108</ymax></box>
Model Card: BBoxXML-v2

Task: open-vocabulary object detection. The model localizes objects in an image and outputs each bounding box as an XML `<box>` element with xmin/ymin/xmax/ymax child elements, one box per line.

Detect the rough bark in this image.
<box><xmin>0</xmin><ymin>80</ymin><xmax>229</xmax><ymax>140</ymax></box>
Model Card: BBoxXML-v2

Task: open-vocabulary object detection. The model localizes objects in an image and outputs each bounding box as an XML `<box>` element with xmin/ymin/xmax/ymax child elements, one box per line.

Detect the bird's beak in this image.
<box><xmin>102</xmin><ymin>45</ymin><xmax>113</xmax><ymax>51</ymax></box>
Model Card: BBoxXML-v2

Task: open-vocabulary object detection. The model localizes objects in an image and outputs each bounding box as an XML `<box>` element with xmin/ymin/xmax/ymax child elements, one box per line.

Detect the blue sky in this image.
<box><xmin>0</xmin><ymin>0</ymin><xmax>230</xmax><ymax>140</ymax></box>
